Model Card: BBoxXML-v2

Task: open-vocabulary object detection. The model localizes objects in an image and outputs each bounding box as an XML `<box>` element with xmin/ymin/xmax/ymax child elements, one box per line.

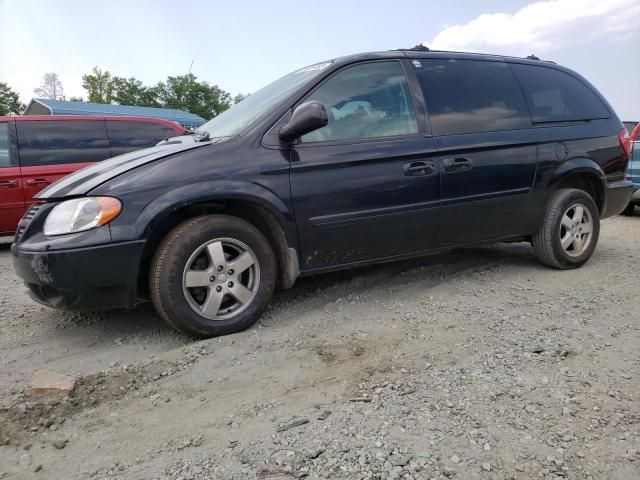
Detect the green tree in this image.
<box><xmin>78</xmin><ymin>69</ymin><xmax>232</xmax><ymax>119</ymax></box>
<box><xmin>233</xmin><ymin>93</ymin><xmax>249</xmax><ymax>104</ymax></box>
<box><xmin>112</xmin><ymin>77</ymin><xmax>159</xmax><ymax>107</ymax></box>
<box><xmin>0</xmin><ymin>82</ymin><xmax>24</xmax><ymax>115</ymax></box>
<box><xmin>82</xmin><ymin>67</ymin><xmax>114</xmax><ymax>103</ymax></box>
<box><xmin>34</xmin><ymin>73</ymin><xmax>64</xmax><ymax>99</ymax></box>
<box><xmin>156</xmin><ymin>74</ymin><xmax>231</xmax><ymax>120</ymax></box>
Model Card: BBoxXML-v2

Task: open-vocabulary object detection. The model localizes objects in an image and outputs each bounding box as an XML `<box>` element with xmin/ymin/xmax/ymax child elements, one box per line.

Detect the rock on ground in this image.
<box><xmin>28</xmin><ymin>369</ymin><xmax>77</xmax><ymax>398</ymax></box>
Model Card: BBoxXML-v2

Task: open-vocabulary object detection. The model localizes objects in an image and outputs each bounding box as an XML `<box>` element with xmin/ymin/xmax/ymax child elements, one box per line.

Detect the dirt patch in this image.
<box><xmin>313</xmin><ymin>339</ymin><xmax>367</xmax><ymax>364</ymax></box>
<box><xmin>0</xmin><ymin>367</ymin><xmax>144</xmax><ymax>444</ymax></box>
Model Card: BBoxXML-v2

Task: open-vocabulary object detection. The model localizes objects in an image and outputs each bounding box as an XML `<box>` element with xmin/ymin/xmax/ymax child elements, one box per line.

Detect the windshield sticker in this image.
<box><xmin>412</xmin><ymin>60</ymin><xmax>422</xmax><ymax>68</ymax></box>
<box><xmin>296</xmin><ymin>62</ymin><xmax>333</xmax><ymax>73</ymax></box>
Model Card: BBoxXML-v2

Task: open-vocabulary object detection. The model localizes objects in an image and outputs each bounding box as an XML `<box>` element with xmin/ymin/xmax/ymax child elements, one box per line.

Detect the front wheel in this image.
<box><xmin>150</xmin><ymin>215</ymin><xmax>277</xmax><ymax>338</ymax></box>
<box><xmin>532</xmin><ymin>189</ymin><xmax>600</xmax><ymax>269</ymax></box>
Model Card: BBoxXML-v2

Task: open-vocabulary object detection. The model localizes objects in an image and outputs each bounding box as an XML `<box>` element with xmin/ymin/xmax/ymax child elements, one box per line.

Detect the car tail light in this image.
<box><xmin>618</xmin><ymin>128</ymin><xmax>631</xmax><ymax>162</ymax></box>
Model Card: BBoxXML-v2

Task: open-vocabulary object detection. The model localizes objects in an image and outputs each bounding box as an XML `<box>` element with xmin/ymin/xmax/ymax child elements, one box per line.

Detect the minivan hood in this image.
<box><xmin>36</xmin><ymin>138</ymin><xmax>211</xmax><ymax>199</ymax></box>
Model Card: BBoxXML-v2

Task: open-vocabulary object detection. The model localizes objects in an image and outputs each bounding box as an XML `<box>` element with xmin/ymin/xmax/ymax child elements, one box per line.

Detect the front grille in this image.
<box><xmin>14</xmin><ymin>203</ymin><xmax>42</xmax><ymax>242</ymax></box>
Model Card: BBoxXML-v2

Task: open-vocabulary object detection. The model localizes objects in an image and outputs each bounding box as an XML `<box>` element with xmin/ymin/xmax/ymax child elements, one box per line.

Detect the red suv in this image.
<box><xmin>0</xmin><ymin>116</ymin><xmax>185</xmax><ymax>236</ymax></box>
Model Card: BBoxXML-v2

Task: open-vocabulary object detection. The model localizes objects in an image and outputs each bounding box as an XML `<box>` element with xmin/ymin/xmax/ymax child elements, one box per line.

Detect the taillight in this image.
<box><xmin>618</xmin><ymin>128</ymin><xmax>631</xmax><ymax>162</ymax></box>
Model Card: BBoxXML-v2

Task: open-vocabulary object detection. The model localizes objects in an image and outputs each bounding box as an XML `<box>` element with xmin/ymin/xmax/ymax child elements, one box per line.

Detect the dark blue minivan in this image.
<box><xmin>12</xmin><ymin>48</ymin><xmax>633</xmax><ymax>337</ymax></box>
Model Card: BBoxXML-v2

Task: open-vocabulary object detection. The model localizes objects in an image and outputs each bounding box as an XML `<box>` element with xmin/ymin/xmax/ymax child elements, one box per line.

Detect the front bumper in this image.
<box><xmin>601</xmin><ymin>179</ymin><xmax>633</xmax><ymax>218</ymax></box>
<box><xmin>12</xmin><ymin>241</ymin><xmax>145</xmax><ymax>310</ymax></box>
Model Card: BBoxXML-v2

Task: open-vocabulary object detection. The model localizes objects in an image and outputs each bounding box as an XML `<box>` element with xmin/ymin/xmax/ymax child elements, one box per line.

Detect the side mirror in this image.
<box><xmin>278</xmin><ymin>101</ymin><xmax>328</xmax><ymax>143</ymax></box>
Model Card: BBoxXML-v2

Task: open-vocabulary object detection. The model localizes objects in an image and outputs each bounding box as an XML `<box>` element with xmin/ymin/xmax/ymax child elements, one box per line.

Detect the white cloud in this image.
<box><xmin>426</xmin><ymin>0</ymin><xmax>640</xmax><ymax>56</ymax></box>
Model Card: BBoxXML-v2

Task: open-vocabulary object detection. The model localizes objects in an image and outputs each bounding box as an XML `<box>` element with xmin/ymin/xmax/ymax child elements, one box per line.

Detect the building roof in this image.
<box><xmin>24</xmin><ymin>98</ymin><xmax>206</xmax><ymax>128</ymax></box>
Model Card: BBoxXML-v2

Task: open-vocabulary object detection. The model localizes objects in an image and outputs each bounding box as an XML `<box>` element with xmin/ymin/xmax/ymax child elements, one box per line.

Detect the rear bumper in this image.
<box><xmin>11</xmin><ymin>240</ymin><xmax>145</xmax><ymax>310</ymax></box>
<box><xmin>601</xmin><ymin>180</ymin><xmax>633</xmax><ymax>218</ymax></box>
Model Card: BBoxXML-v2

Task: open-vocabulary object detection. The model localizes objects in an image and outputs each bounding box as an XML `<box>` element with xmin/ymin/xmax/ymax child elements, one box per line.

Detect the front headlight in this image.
<box><xmin>43</xmin><ymin>197</ymin><xmax>122</xmax><ymax>236</ymax></box>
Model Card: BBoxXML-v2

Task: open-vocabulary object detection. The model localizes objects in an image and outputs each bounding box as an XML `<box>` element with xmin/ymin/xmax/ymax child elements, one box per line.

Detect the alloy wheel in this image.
<box><xmin>182</xmin><ymin>238</ymin><xmax>260</xmax><ymax>320</ymax></box>
<box><xmin>559</xmin><ymin>203</ymin><xmax>593</xmax><ymax>257</ymax></box>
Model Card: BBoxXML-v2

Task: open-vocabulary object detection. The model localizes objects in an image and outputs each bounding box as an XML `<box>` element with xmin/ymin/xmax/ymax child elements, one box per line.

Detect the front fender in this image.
<box><xmin>111</xmin><ymin>180</ymin><xmax>297</xmax><ymax>246</ymax></box>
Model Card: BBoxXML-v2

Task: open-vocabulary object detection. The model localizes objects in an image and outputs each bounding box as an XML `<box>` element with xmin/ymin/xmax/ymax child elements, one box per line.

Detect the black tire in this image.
<box><xmin>532</xmin><ymin>188</ymin><xmax>600</xmax><ymax>269</ymax></box>
<box><xmin>150</xmin><ymin>215</ymin><xmax>277</xmax><ymax>338</ymax></box>
<box><xmin>621</xmin><ymin>202</ymin><xmax>636</xmax><ymax>216</ymax></box>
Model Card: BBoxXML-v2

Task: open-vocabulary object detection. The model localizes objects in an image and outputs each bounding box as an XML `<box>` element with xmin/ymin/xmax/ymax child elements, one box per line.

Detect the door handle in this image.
<box><xmin>443</xmin><ymin>157</ymin><xmax>473</xmax><ymax>173</ymax></box>
<box><xmin>26</xmin><ymin>178</ymin><xmax>51</xmax><ymax>187</ymax></box>
<box><xmin>403</xmin><ymin>161</ymin><xmax>435</xmax><ymax>176</ymax></box>
<box><xmin>0</xmin><ymin>180</ymin><xmax>19</xmax><ymax>188</ymax></box>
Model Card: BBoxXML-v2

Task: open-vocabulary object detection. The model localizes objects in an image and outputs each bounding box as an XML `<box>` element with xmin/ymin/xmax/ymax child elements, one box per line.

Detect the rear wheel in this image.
<box><xmin>532</xmin><ymin>189</ymin><xmax>600</xmax><ymax>269</ymax></box>
<box><xmin>150</xmin><ymin>215</ymin><xmax>277</xmax><ymax>338</ymax></box>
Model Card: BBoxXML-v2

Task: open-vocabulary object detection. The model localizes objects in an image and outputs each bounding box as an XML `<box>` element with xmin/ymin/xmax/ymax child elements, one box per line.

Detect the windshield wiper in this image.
<box><xmin>192</xmin><ymin>131</ymin><xmax>211</xmax><ymax>142</ymax></box>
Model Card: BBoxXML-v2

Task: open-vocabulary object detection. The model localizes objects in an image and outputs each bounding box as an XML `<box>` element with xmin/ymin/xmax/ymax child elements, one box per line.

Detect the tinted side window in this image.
<box><xmin>511</xmin><ymin>64</ymin><xmax>609</xmax><ymax>123</ymax></box>
<box><xmin>0</xmin><ymin>123</ymin><xmax>11</xmax><ymax>168</ymax></box>
<box><xmin>107</xmin><ymin>121</ymin><xmax>175</xmax><ymax>156</ymax></box>
<box><xmin>301</xmin><ymin>61</ymin><xmax>418</xmax><ymax>143</ymax></box>
<box><xmin>623</xmin><ymin>122</ymin><xmax>637</xmax><ymax>136</ymax></box>
<box><xmin>16</xmin><ymin>120</ymin><xmax>110</xmax><ymax>166</ymax></box>
<box><xmin>413</xmin><ymin>59</ymin><xmax>530</xmax><ymax>136</ymax></box>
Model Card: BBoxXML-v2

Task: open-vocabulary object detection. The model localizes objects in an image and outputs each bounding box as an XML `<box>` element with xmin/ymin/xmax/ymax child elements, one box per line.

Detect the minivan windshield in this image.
<box><xmin>196</xmin><ymin>61</ymin><xmax>333</xmax><ymax>138</ymax></box>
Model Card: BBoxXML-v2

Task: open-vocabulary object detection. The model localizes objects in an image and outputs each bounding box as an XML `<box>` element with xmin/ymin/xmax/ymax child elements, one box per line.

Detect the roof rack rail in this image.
<box><xmin>393</xmin><ymin>44</ymin><xmax>430</xmax><ymax>52</ymax></box>
<box><xmin>387</xmin><ymin>48</ymin><xmax>557</xmax><ymax>64</ymax></box>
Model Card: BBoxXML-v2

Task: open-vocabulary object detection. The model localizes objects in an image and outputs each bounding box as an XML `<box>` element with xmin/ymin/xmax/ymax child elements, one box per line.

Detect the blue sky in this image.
<box><xmin>1</xmin><ymin>0</ymin><xmax>639</xmax><ymax>119</ymax></box>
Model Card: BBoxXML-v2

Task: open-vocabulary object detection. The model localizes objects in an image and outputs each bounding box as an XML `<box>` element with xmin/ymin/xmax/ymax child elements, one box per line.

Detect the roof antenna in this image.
<box><xmin>412</xmin><ymin>44</ymin><xmax>430</xmax><ymax>51</ymax></box>
<box><xmin>168</xmin><ymin>59</ymin><xmax>195</xmax><ymax>132</ymax></box>
<box><xmin>526</xmin><ymin>54</ymin><xmax>540</xmax><ymax>60</ymax></box>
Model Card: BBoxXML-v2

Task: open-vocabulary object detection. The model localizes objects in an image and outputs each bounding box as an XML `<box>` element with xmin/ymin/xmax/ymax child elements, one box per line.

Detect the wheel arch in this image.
<box><xmin>549</xmin><ymin>158</ymin><xmax>606</xmax><ymax>214</ymax></box>
<box><xmin>135</xmin><ymin>181</ymin><xmax>300</xmax><ymax>297</ymax></box>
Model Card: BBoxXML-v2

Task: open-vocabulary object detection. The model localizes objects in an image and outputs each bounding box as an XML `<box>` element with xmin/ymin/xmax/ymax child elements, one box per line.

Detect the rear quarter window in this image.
<box><xmin>511</xmin><ymin>64</ymin><xmax>609</xmax><ymax>123</ymax></box>
<box><xmin>0</xmin><ymin>123</ymin><xmax>11</xmax><ymax>167</ymax></box>
<box><xmin>107</xmin><ymin>121</ymin><xmax>177</xmax><ymax>156</ymax></box>
<box><xmin>16</xmin><ymin>120</ymin><xmax>111</xmax><ymax>166</ymax></box>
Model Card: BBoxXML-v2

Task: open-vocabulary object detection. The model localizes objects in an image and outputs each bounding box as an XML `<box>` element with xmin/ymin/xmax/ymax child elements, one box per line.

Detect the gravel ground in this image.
<box><xmin>0</xmin><ymin>215</ymin><xmax>638</xmax><ymax>480</ymax></box>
